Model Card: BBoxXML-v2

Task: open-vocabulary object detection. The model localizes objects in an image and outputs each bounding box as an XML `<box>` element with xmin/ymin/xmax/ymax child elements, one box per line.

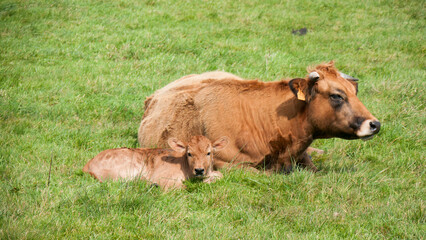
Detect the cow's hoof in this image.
<box><xmin>282</xmin><ymin>165</ymin><xmax>293</xmax><ymax>174</ymax></box>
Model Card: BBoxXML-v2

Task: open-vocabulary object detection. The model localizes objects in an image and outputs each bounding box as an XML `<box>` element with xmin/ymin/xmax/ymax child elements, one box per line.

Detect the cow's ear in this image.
<box><xmin>212</xmin><ymin>136</ymin><xmax>229</xmax><ymax>151</ymax></box>
<box><xmin>168</xmin><ymin>138</ymin><xmax>186</xmax><ymax>153</ymax></box>
<box><xmin>349</xmin><ymin>80</ymin><xmax>358</xmax><ymax>95</ymax></box>
<box><xmin>339</xmin><ymin>72</ymin><xmax>359</xmax><ymax>95</ymax></box>
<box><xmin>289</xmin><ymin>78</ymin><xmax>308</xmax><ymax>101</ymax></box>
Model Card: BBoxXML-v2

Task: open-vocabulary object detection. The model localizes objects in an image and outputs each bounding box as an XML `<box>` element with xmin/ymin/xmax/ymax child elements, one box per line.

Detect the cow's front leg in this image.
<box><xmin>277</xmin><ymin>150</ymin><xmax>318</xmax><ymax>173</ymax></box>
<box><xmin>276</xmin><ymin>151</ymin><xmax>293</xmax><ymax>174</ymax></box>
<box><xmin>213</xmin><ymin>155</ymin><xmax>260</xmax><ymax>172</ymax></box>
<box><xmin>296</xmin><ymin>151</ymin><xmax>318</xmax><ymax>172</ymax></box>
<box><xmin>306</xmin><ymin>147</ymin><xmax>324</xmax><ymax>155</ymax></box>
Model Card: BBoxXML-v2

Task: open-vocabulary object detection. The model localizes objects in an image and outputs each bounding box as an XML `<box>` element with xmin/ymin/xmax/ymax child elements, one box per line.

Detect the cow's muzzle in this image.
<box><xmin>357</xmin><ymin>119</ymin><xmax>381</xmax><ymax>140</ymax></box>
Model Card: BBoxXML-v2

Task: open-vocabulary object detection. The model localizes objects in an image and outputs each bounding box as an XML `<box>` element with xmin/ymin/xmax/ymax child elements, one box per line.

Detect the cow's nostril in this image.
<box><xmin>195</xmin><ymin>168</ymin><xmax>204</xmax><ymax>175</ymax></box>
<box><xmin>369</xmin><ymin>121</ymin><xmax>381</xmax><ymax>134</ymax></box>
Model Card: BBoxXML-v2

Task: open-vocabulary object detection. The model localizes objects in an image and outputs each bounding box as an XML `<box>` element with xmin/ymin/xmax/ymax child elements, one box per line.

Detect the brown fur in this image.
<box><xmin>83</xmin><ymin>136</ymin><xmax>228</xmax><ymax>190</ymax></box>
<box><xmin>138</xmin><ymin>63</ymin><xmax>379</xmax><ymax>172</ymax></box>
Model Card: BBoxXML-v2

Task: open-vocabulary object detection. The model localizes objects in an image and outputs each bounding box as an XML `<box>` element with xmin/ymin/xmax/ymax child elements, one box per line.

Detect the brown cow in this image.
<box><xmin>138</xmin><ymin>62</ymin><xmax>380</xmax><ymax>172</ymax></box>
<box><xmin>83</xmin><ymin>136</ymin><xmax>229</xmax><ymax>190</ymax></box>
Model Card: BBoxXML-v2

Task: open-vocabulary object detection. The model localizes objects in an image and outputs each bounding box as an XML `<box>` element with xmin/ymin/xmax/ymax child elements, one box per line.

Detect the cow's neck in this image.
<box><xmin>274</xmin><ymin>98</ymin><xmax>314</xmax><ymax>155</ymax></box>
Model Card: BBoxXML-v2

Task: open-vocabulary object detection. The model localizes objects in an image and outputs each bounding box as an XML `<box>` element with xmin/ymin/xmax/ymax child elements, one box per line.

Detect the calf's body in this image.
<box><xmin>83</xmin><ymin>136</ymin><xmax>228</xmax><ymax>190</ymax></box>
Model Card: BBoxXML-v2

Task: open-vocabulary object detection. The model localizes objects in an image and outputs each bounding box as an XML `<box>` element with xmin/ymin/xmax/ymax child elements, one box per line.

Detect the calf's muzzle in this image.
<box><xmin>195</xmin><ymin>168</ymin><xmax>205</xmax><ymax>176</ymax></box>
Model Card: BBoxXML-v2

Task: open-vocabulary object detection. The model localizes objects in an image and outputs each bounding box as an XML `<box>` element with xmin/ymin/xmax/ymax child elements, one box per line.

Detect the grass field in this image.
<box><xmin>1</xmin><ymin>0</ymin><xmax>425</xmax><ymax>239</ymax></box>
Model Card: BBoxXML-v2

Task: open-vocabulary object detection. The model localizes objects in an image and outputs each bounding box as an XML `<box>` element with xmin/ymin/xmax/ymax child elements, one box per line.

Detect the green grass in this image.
<box><xmin>1</xmin><ymin>0</ymin><xmax>424</xmax><ymax>239</ymax></box>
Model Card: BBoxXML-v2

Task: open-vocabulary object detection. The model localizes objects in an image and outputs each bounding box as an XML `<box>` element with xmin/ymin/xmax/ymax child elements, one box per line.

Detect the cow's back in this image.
<box><xmin>138</xmin><ymin>71</ymin><xmax>243</xmax><ymax>148</ymax></box>
<box><xmin>138</xmin><ymin>71</ymin><xmax>286</xmax><ymax>168</ymax></box>
<box><xmin>152</xmin><ymin>71</ymin><xmax>242</xmax><ymax>97</ymax></box>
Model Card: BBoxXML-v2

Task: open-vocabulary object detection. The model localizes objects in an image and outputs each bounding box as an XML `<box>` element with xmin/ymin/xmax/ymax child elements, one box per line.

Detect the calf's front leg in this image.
<box><xmin>203</xmin><ymin>171</ymin><xmax>223</xmax><ymax>184</ymax></box>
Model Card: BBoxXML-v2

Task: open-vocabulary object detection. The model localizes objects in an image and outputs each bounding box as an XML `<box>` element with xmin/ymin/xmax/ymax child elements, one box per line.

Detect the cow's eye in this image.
<box><xmin>187</xmin><ymin>152</ymin><xmax>192</xmax><ymax>157</ymax></box>
<box><xmin>330</xmin><ymin>94</ymin><xmax>344</xmax><ymax>101</ymax></box>
<box><xmin>207</xmin><ymin>152</ymin><xmax>211</xmax><ymax>156</ymax></box>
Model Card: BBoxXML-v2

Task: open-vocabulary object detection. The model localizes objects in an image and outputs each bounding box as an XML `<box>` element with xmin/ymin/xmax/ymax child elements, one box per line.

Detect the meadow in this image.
<box><xmin>0</xmin><ymin>0</ymin><xmax>424</xmax><ymax>239</ymax></box>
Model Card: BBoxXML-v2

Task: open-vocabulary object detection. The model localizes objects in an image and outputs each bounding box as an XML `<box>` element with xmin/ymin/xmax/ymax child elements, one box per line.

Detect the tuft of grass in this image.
<box><xmin>1</xmin><ymin>0</ymin><xmax>425</xmax><ymax>239</ymax></box>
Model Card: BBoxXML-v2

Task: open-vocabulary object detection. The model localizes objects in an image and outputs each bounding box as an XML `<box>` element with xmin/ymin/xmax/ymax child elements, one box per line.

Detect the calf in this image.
<box><xmin>83</xmin><ymin>136</ymin><xmax>229</xmax><ymax>190</ymax></box>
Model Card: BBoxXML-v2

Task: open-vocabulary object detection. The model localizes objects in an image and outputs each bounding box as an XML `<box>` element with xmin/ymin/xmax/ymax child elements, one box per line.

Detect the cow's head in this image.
<box><xmin>168</xmin><ymin>136</ymin><xmax>229</xmax><ymax>177</ymax></box>
<box><xmin>289</xmin><ymin>61</ymin><xmax>380</xmax><ymax>140</ymax></box>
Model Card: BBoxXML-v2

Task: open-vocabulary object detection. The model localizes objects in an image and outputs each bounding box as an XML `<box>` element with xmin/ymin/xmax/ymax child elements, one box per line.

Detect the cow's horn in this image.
<box><xmin>340</xmin><ymin>72</ymin><xmax>359</xmax><ymax>81</ymax></box>
<box><xmin>309</xmin><ymin>72</ymin><xmax>320</xmax><ymax>81</ymax></box>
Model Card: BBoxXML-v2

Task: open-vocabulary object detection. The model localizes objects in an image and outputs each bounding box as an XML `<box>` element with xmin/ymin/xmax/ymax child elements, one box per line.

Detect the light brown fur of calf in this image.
<box><xmin>83</xmin><ymin>136</ymin><xmax>228</xmax><ymax>190</ymax></box>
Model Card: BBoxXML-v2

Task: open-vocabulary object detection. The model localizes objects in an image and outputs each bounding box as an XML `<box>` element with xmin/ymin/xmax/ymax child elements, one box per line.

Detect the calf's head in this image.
<box><xmin>289</xmin><ymin>62</ymin><xmax>380</xmax><ymax>140</ymax></box>
<box><xmin>168</xmin><ymin>136</ymin><xmax>229</xmax><ymax>177</ymax></box>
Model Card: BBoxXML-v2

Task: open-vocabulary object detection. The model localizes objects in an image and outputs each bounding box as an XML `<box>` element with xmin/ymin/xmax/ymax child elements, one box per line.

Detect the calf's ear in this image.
<box><xmin>168</xmin><ymin>138</ymin><xmax>186</xmax><ymax>153</ymax></box>
<box><xmin>213</xmin><ymin>136</ymin><xmax>229</xmax><ymax>151</ymax></box>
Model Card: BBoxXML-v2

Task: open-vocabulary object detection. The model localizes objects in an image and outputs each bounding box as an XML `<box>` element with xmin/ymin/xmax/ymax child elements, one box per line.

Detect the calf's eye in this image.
<box><xmin>207</xmin><ymin>152</ymin><xmax>211</xmax><ymax>156</ymax></box>
<box><xmin>187</xmin><ymin>152</ymin><xmax>192</xmax><ymax>157</ymax></box>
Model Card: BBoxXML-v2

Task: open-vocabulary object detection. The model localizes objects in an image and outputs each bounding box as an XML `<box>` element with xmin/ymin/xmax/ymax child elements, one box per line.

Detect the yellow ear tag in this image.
<box><xmin>297</xmin><ymin>89</ymin><xmax>306</xmax><ymax>101</ymax></box>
